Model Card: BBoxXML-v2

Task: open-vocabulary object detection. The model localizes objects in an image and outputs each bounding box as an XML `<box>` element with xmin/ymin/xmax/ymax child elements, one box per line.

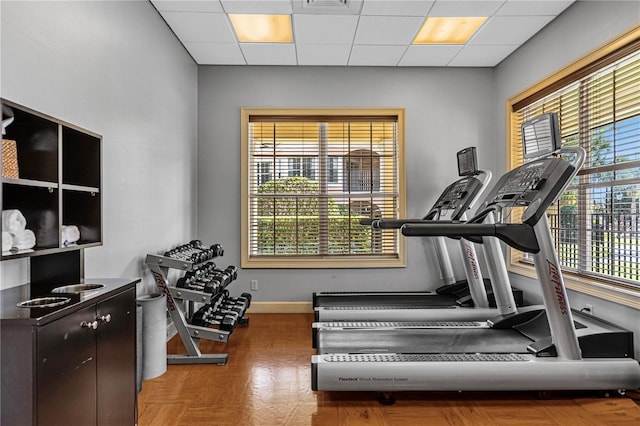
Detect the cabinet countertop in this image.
<box><xmin>0</xmin><ymin>278</ymin><xmax>140</xmax><ymax>325</ymax></box>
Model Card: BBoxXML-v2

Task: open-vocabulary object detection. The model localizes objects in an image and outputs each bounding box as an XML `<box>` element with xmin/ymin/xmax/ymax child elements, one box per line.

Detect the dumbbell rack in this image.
<box><xmin>145</xmin><ymin>244</ymin><xmax>245</xmax><ymax>365</ymax></box>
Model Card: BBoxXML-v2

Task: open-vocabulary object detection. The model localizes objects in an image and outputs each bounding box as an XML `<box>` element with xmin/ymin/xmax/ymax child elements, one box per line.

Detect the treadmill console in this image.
<box><xmin>522</xmin><ymin>112</ymin><xmax>561</xmax><ymax>159</ymax></box>
<box><xmin>457</xmin><ymin>147</ymin><xmax>478</xmax><ymax>176</ymax></box>
<box><xmin>426</xmin><ymin>176</ymin><xmax>483</xmax><ymax>220</ymax></box>
<box><xmin>482</xmin><ymin>156</ymin><xmax>575</xmax><ymax>226</ymax></box>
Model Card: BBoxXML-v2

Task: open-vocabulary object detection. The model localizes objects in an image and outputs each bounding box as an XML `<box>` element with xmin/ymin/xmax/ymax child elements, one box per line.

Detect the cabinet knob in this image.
<box><xmin>81</xmin><ymin>320</ymin><xmax>98</xmax><ymax>330</ymax></box>
<box><xmin>98</xmin><ymin>313</ymin><xmax>112</xmax><ymax>323</ymax></box>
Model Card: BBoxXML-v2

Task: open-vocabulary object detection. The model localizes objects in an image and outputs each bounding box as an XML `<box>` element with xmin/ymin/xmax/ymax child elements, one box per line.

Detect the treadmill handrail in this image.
<box><xmin>362</xmin><ymin>170</ymin><xmax>492</xmax><ymax>230</ymax></box>
<box><xmin>401</xmin><ymin>222</ymin><xmax>539</xmax><ymax>253</ymax></box>
<box><xmin>372</xmin><ymin>219</ymin><xmax>458</xmax><ymax>229</ymax></box>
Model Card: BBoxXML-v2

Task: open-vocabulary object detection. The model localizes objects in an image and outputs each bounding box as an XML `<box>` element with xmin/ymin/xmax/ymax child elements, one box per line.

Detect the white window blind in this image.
<box><xmin>510</xmin><ymin>46</ymin><xmax>640</xmax><ymax>288</ymax></box>
<box><xmin>241</xmin><ymin>109</ymin><xmax>405</xmax><ymax>268</ymax></box>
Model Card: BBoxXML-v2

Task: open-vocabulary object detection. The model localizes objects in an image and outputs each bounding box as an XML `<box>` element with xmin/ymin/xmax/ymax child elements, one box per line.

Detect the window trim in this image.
<box><xmin>506</xmin><ymin>24</ymin><xmax>640</xmax><ymax>309</ymax></box>
<box><xmin>240</xmin><ymin>107</ymin><xmax>406</xmax><ymax>269</ymax></box>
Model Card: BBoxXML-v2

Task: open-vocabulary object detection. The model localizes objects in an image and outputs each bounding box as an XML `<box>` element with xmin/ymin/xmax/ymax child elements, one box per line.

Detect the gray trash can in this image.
<box><xmin>137</xmin><ymin>293</ymin><xmax>167</xmax><ymax>380</ymax></box>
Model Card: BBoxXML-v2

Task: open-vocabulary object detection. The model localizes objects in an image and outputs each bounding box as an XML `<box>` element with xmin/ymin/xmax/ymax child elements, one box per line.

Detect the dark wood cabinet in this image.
<box><xmin>96</xmin><ymin>289</ymin><xmax>136</xmax><ymax>426</ymax></box>
<box><xmin>0</xmin><ymin>280</ymin><xmax>138</xmax><ymax>426</ymax></box>
<box><xmin>37</xmin><ymin>304</ymin><xmax>98</xmax><ymax>426</ymax></box>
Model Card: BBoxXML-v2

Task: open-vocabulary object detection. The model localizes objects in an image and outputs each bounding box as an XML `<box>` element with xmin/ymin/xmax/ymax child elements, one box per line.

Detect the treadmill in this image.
<box><xmin>314</xmin><ymin>148</ymin><xmax>523</xmax><ymax>322</ymax></box>
<box><xmin>315</xmin><ymin>148</ymin><xmax>524</xmax><ymax>323</ymax></box>
<box><xmin>312</xmin><ymin>113</ymin><xmax>640</xmax><ymax>394</ymax></box>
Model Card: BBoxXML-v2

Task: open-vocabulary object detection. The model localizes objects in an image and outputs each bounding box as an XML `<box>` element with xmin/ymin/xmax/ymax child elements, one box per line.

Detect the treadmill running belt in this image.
<box><xmin>316</xmin><ymin>328</ymin><xmax>535</xmax><ymax>355</ymax></box>
<box><xmin>323</xmin><ymin>305</ymin><xmax>457</xmax><ymax>310</ymax></box>
<box><xmin>317</xmin><ymin>294</ymin><xmax>459</xmax><ymax>307</ymax></box>
<box><xmin>323</xmin><ymin>353</ymin><xmax>529</xmax><ymax>362</ymax></box>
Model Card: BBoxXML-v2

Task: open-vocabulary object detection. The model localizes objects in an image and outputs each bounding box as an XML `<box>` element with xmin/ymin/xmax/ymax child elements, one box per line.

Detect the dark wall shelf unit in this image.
<box><xmin>1</xmin><ymin>99</ymin><xmax>102</xmax><ymax>260</ymax></box>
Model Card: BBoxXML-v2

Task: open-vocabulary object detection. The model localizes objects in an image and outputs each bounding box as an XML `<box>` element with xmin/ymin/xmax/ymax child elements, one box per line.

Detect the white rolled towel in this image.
<box><xmin>2</xmin><ymin>231</ymin><xmax>12</xmax><ymax>252</ymax></box>
<box><xmin>62</xmin><ymin>225</ymin><xmax>80</xmax><ymax>246</ymax></box>
<box><xmin>2</xmin><ymin>209</ymin><xmax>26</xmax><ymax>233</ymax></box>
<box><xmin>11</xmin><ymin>229</ymin><xmax>36</xmax><ymax>250</ymax></box>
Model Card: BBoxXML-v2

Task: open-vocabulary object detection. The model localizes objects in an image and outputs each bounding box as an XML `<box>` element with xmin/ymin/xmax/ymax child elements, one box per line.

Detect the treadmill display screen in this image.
<box><xmin>521</xmin><ymin>112</ymin><xmax>561</xmax><ymax>159</ymax></box>
<box><xmin>457</xmin><ymin>147</ymin><xmax>478</xmax><ymax>177</ymax></box>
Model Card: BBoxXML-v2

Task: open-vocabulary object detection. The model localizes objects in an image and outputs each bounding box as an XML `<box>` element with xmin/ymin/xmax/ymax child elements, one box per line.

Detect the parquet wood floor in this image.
<box><xmin>137</xmin><ymin>313</ymin><xmax>640</xmax><ymax>425</ymax></box>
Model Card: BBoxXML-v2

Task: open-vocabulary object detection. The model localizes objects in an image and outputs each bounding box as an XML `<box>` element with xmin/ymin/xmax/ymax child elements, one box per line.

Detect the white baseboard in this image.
<box><xmin>246</xmin><ymin>301</ymin><xmax>313</xmax><ymax>313</ymax></box>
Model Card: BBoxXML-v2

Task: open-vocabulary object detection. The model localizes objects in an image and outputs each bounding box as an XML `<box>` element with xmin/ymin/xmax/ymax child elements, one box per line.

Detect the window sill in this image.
<box><xmin>509</xmin><ymin>262</ymin><xmax>640</xmax><ymax>310</ymax></box>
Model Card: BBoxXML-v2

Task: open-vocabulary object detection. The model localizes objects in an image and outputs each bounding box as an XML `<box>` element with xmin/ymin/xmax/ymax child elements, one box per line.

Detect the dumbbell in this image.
<box><xmin>163</xmin><ymin>244</ymin><xmax>189</xmax><ymax>259</ymax></box>
<box><xmin>179</xmin><ymin>265</ymin><xmax>231</xmax><ymax>293</ymax></box>
<box><xmin>190</xmin><ymin>309</ymin><xmax>237</xmax><ymax>331</ymax></box>
<box><xmin>208</xmin><ymin>311</ymin><xmax>238</xmax><ymax>331</ymax></box>
<box><xmin>176</xmin><ymin>275</ymin><xmax>208</xmax><ymax>291</ymax></box>
<box><xmin>190</xmin><ymin>241</ymin><xmax>224</xmax><ymax>258</ymax></box>
<box><xmin>216</xmin><ymin>299</ymin><xmax>246</xmax><ymax>315</ymax></box>
<box><xmin>184</xmin><ymin>263</ymin><xmax>217</xmax><ymax>280</ymax></box>
<box><xmin>196</xmin><ymin>300</ymin><xmax>241</xmax><ymax>327</ymax></box>
<box><xmin>221</xmin><ymin>265</ymin><xmax>238</xmax><ymax>280</ymax></box>
<box><xmin>222</xmin><ymin>291</ymin><xmax>252</xmax><ymax>309</ymax></box>
<box><xmin>176</xmin><ymin>276</ymin><xmax>223</xmax><ymax>294</ymax></box>
<box><xmin>187</xmin><ymin>263</ymin><xmax>228</xmax><ymax>282</ymax></box>
<box><xmin>190</xmin><ymin>294</ymin><xmax>229</xmax><ymax>320</ymax></box>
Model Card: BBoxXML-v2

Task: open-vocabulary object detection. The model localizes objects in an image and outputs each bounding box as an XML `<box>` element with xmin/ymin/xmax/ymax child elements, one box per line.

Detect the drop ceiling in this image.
<box><xmin>151</xmin><ymin>0</ymin><xmax>575</xmax><ymax>67</ymax></box>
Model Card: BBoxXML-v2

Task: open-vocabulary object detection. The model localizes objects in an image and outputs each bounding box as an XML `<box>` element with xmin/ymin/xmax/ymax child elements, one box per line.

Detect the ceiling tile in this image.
<box><xmin>496</xmin><ymin>1</ymin><xmax>574</xmax><ymax>16</ymax></box>
<box><xmin>428</xmin><ymin>0</ymin><xmax>504</xmax><ymax>17</ymax></box>
<box><xmin>354</xmin><ymin>16</ymin><xmax>425</xmax><ymax>45</ymax></box>
<box><xmin>183</xmin><ymin>42</ymin><xmax>246</xmax><ymax>65</ymax></box>
<box><xmin>159</xmin><ymin>11</ymin><xmax>236</xmax><ymax>43</ymax></box>
<box><xmin>349</xmin><ymin>45</ymin><xmax>408</xmax><ymax>66</ymax></box>
<box><xmin>152</xmin><ymin>1</ymin><xmax>223</xmax><ymax>13</ymax></box>
<box><xmin>470</xmin><ymin>15</ymin><xmax>555</xmax><ymax>45</ymax></box>
<box><xmin>240</xmin><ymin>43</ymin><xmax>297</xmax><ymax>65</ymax></box>
<box><xmin>297</xmin><ymin>44</ymin><xmax>352</xmax><ymax>66</ymax></box>
<box><xmin>360</xmin><ymin>0</ymin><xmax>435</xmax><ymax>16</ymax></box>
<box><xmin>398</xmin><ymin>44</ymin><xmax>463</xmax><ymax>66</ymax></box>
<box><xmin>220</xmin><ymin>0</ymin><xmax>292</xmax><ymax>14</ymax></box>
<box><xmin>448</xmin><ymin>44</ymin><xmax>519</xmax><ymax>67</ymax></box>
<box><xmin>293</xmin><ymin>15</ymin><xmax>359</xmax><ymax>44</ymax></box>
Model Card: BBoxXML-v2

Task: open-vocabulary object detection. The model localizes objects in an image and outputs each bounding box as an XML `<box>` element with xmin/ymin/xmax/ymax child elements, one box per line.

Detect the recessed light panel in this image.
<box><xmin>229</xmin><ymin>14</ymin><xmax>293</xmax><ymax>43</ymax></box>
<box><xmin>413</xmin><ymin>17</ymin><xmax>487</xmax><ymax>44</ymax></box>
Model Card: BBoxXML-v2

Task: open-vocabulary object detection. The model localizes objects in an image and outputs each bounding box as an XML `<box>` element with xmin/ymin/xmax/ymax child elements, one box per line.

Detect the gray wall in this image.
<box><xmin>0</xmin><ymin>1</ymin><xmax>198</xmax><ymax>293</ymax></box>
<box><xmin>198</xmin><ymin>66</ymin><xmax>496</xmax><ymax>301</ymax></box>
<box><xmin>494</xmin><ymin>1</ymin><xmax>640</xmax><ymax>354</ymax></box>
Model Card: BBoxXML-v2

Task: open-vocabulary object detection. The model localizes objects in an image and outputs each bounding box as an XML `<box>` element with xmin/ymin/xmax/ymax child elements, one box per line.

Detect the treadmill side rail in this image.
<box><xmin>311</xmin><ymin>354</ymin><xmax>640</xmax><ymax>392</ymax></box>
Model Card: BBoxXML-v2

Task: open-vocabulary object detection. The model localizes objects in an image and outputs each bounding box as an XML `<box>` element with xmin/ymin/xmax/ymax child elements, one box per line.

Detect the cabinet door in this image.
<box><xmin>37</xmin><ymin>305</ymin><xmax>97</xmax><ymax>426</ymax></box>
<box><xmin>96</xmin><ymin>288</ymin><xmax>136</xmax><ymax>426</ymax></box>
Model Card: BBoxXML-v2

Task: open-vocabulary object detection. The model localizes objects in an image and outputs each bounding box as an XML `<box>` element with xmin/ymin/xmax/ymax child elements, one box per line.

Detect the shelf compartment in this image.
<box><xmin>62</xmin><ymin>127</ymin><xmax>101</xmax><ymax>189</ymax></box>
<box><xmin>62</xmin><ymin>189</ymin><xmax>101</xmax><ymax>245</ymax></box>
<box><xmin>2</xmin><ymin>104</ymin><xmax>58</xmax><ymax>183</ymax></box>
<box><xmin>2</xmin><ymin>183</ymin><xmax>59</xmax><ymax>250</ymax></box>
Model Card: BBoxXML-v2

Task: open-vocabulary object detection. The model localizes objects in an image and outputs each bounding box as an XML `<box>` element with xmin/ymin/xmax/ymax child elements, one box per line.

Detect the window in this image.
<box><xmin>327</xmin><ymin>156</ymin><xmax>340</xmax><ymax>184</ymax></box>
<box><xmin>241</xmin><ymin>108</ymin><xmax>405</xmax><ymax>268</ymax></box>
<box><xmin>507</xmin><ymin>27</ymin><xmax>640</xmax><ymax>306</ymax></box>
<box><xmin>288</xmin><ymin>157</ymin><xmax>316</xmax><ymax>179</ymax></box>
<box><xmin>257</xmin><ymin>161</ymin><xmax>272</xmax><ymax>185</ymax></box>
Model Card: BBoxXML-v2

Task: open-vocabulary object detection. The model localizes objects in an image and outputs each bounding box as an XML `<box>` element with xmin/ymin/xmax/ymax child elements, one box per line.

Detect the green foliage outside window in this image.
<box><xmin>256</xmin><ymin>177</ymin><xmax>372</xmax><ymax>254</ymax></box>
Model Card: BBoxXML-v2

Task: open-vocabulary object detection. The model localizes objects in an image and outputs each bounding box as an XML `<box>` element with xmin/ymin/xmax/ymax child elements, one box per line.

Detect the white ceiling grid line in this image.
<box><xmin>151</xmin><ymin>0</ymin><xmax>575</xmax><ymax>67</ymax></box>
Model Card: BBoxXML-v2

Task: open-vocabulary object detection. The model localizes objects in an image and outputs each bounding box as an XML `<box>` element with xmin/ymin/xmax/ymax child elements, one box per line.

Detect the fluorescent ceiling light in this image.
<box><xmin>229</xmin><ymin>14</ymin><xmax>293</xmax><ymax>43</ymax></box>
<box><xmin>413</xmin><ymin>17</ymin><xmax>487</xmax><ymax>44</ymax></box>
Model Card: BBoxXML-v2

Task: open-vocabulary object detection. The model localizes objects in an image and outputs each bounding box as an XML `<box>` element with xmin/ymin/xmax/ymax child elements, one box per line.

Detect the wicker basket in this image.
<box><xmin>2</xmin><ymin>139</ymin><xmax>19</xmax><ymax>179</ymax></box>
